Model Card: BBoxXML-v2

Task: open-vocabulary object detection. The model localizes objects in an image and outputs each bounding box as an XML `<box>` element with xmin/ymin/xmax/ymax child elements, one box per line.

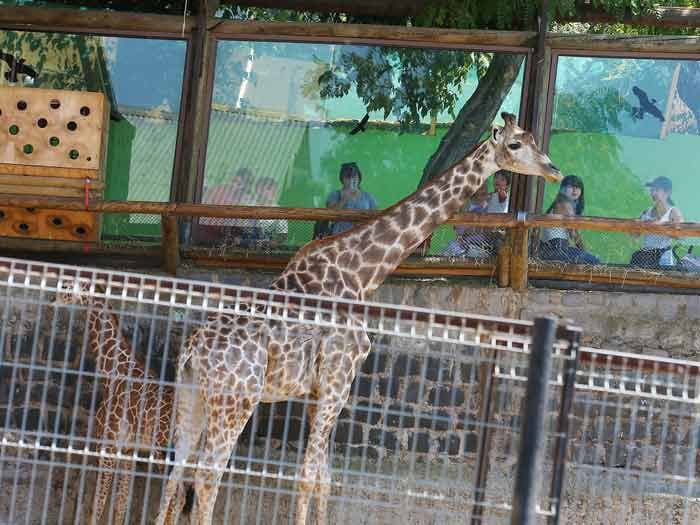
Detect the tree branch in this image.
<box><xmin>419</xmin><ymin>53</ymin><xmax>525</xmax><ymax>186</ymax></box>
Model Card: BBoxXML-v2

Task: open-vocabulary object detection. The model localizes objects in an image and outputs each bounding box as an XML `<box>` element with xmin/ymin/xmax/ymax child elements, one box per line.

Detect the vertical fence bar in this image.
<box><xmin>470</xmin><ymin>350</ymin><xmax>498</xmax><ymax>525</ymax></box>
<box><xmin>511</xmin><ymin>316</ymin><xmax>557</xmax><ymax>525</ymax></box>
<box><xmin>161</xmin><ymin>214</ymin><xmax>180</xmax><ymax>275</ymax></box>
<box><xmin>547</xmin><ymin>327</ymin><xmax>580</xmax><ymax>524</ymax></box>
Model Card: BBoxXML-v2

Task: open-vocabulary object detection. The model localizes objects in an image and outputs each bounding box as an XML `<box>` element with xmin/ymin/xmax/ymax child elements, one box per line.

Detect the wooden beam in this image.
<box><xmin>212</xmin><ymin>21</ymin><xmax>536</xmax><ymax>48</ymax></box>
<box><xmin>0</xmin><ymin>5</ymin><xmax>195</xmax><ymax>35</ymax></box>
<box><xmin>184</xmin><ymin>250</ymin><xmax>497</xmax><ymax>276</ymax></box>
<box><xmin>230</xmin><ymin>0</ymin><xmax>436</xmax><ymax>18</ymax></box>
<box><xmin>546</xmin><ymin>33</ymin><xmax>700</xmax><ymax>55</ymax></box>
<box><xmin>556</xmin><ymin>6</ymin><xmax>700</xmax><ymax>30</ymax></box>
<box><xmin>527</xmin><ymin>214</ymin><xmax>700</xmax><ymax>238</ymax></box>
<box><xmin>529</xmin><ymin>265</ymin><xmax>700</xmax><ymax>291</ymax></box>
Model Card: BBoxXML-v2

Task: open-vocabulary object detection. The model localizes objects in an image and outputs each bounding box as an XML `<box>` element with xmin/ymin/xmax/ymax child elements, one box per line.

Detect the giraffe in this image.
<box><xmin>54</xmin><ymin>279</ymin><xmax>185</xmax><ymax>525</ymax></box>
<box><xmin>156</xmin><ymin>112</ymin><xmax>562</xmax><ymax>525</ymax></box>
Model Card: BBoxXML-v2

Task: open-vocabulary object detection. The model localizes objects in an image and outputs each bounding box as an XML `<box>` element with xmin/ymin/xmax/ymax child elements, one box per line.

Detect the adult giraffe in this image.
<box><xmin>156</xmin><ymin>112</ymin><xmax>562</xmax><ymax>525</ymax></box>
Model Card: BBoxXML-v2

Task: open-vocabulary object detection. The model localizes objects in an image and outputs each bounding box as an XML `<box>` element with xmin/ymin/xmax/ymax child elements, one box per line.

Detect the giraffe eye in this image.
<box><xmin>508</xmin><ymin>143</ymin><xmax>521</xmax><ymax>150</ymax></box>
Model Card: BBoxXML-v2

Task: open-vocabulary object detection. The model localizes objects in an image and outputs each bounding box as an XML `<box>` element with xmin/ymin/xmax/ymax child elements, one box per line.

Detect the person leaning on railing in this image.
<box><xmin>539</xmin><ymin>192</ymin><xmax>600</xmax><ymax>265</ymax></box>
<box><xmin>630</xmin><ymin>176</ymin><xmax>683</xmax><ymax>269</ymax></box>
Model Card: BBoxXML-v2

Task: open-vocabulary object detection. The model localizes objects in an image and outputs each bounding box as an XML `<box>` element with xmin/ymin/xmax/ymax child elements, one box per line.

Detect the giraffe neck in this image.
<box><xmin>274</xmin><ymin>140</ymin><xmax>498</xmax><ymax>300</ymax></box>
<box><xmin>86</xmin><ymin>300</ymin><xmax>141</xmax><ymax>377</ymax></box>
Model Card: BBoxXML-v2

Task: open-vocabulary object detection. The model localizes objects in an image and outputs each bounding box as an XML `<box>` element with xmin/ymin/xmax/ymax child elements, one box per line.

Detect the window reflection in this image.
<box><xmin>546</xmin><ymin>55</ymin><xmax>700</xmax><ymax>267</ymax></box>
<box><xmin>0</xmin><ymin>30</ymin><xmax>187</xmax><ymax>237</ymax></box>
<box><xmin>201</xmin><ymin>40</ymin><xmax>526</xmax><ymax>254</ymax></box>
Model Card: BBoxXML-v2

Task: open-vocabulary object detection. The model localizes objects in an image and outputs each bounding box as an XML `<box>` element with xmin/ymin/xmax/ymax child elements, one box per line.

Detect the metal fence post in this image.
<box><xmin>511</xmin><ymin>316</ymin><xmax>557</xmax><ymax>525</ymax></box>
<box><xmin>547</xmin><ymin>327</ymin><xmax>581</xmax><ymax>524</ymax></box>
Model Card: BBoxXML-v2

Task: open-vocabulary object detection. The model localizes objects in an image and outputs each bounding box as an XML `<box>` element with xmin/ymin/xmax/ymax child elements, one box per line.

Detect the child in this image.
<box><xmin>539</xmin><ymin>193</ymin><xmax>599</xmax><ymax>265</ymax></box>
<box><xmin>549</xmin><ymin>174</ymin><xmax>586</xmax><ymax>216</ymax></box>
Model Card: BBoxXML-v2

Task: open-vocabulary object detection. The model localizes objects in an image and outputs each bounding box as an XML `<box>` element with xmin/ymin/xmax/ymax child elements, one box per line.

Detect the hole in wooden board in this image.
<box><xmin>86</xmin><ymin>156</ymin><xmax>92</xmax><ymax>161</ymax></box>
<box><xmin>50</xmin><ymin>99</ymin><xmax>60</xmax><ymax>109</ymax></box>
<box><xmin>18</xmin><ymin>223</ymin><xmax>30</xmax><ymax>232</ymax></box>
<box><xmin>37</xmin><ymin>118</ymin><xmax>48</xmax><ymax>128</ymax></box>
<box><xmin>0</xmin><ymin>210</ymin><xmax>5</xmax><ymax>221</ymax></box>
<box><xmin>66</xmin><ymin>121</ymin><xmax>78</xmax><ymax>131</ymax></box>
<box><xmin>17</xmin><ymin>100</ymin><xmax>27</xmax><ymax>110</ymax></box>
<box><xmin>49</xmin><ymin>136</ymin><xmax>60</xmax><ymax>147</ymax></box>
<box><xmin>50</xmin><ymin>216</ymin><xmax>65</xmax><ymax>227</ymax></box>
<box><xmin>23</xmin><ymin>144</ymin><xmax>33</xmax><ymax>155</ymax></box>
<box><xmin>26</xmin><ymin>208</ymin><xmax>36</xmax><ymax>213</ymax></box>
<box><xmin>9</xmin><ymin>124</ymin><xmax>19</xmax><ymax>135</ymax></box>
<box><xmin>74</xmin><ymin>225</ymin><xmax>88</xmax><ymax>237</ymax></box>
<box><xmin>80</xmin><ymin>106</ymin><xmax>90</xmax><ymax>116</ymax></box>
<box><xmin>69</xmin><ymin>149</ymin><xmax>79</xmax><ymax>160</ymax></box>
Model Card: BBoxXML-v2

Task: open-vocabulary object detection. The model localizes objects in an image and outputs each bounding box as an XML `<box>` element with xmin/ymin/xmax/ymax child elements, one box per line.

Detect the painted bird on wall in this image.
<box><xmin>631</xmin><ymin>86</ymin><xmax>665</xmax><ymax>122</ymax></box>
<box><xmin>0</xmin><ymin>52</ymin><xmax>38</xmax><ymax>83</ymax></box>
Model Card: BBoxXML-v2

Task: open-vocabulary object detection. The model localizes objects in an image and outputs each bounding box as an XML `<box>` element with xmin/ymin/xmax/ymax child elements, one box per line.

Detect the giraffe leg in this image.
<box><xmin>193</xmin><ymin>394</ymin><xmax>260</xmax><ymax>525</ymax></box>
<box><xmin>295</xmin><ymin>398</ymin><xmax>345</xmax><ymax>525</ymax></box>
<box><xmin>155</xmin><ymin>367</ymin><xmax>206</xmax><ymax>525</ymax></box>
<box><xmin>87</xmin><ymin>454</ymin><xmax>115</xmax><ymax>525</ymax></box>
<box><xmin>112</xmin><ymin>460</ymin><xmax>133</xmax><ymax>525</ymax></box>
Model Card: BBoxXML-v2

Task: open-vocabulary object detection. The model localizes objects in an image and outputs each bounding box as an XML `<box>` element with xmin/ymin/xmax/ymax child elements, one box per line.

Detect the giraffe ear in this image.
<box><xmin>492</xmin><ymin>125</ymin><xmax>503</xmax><ymax>143</ymax></box>
<box><xmin>501</xmin><ymin>112</ymin><xmax>517</xmax><ymax>127</ymax></box>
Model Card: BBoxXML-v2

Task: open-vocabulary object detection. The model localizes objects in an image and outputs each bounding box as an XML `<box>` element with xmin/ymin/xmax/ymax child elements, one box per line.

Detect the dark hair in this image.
<box><xmin>339</xmin><ymin>162</ymin><xmax>362</xmax><ymax>183</ymax></box>
<box><xmin>547</xmin><ymin>192</ymin><xmax>576</xmax><ymax>215</ymax></box>
<box><xmin>546</xmin><ymin>174</ymin><xmax>585</xmax><ymax>215</ymax></box>
<box><xmin>494</xmin><ymin>171</ymin><xmax>511</xmax><ymax>185</ymax></box>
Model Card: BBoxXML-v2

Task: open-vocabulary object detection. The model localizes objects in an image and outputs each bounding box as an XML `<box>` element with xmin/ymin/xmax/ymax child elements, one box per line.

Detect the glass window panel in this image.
<box><xmin>201</xmin><ymin>40</ymin><xmax>526</xmax><ymax>255</ymax></box>
<box><xmin>0</xmin><ymin>30</ymin><xmax>187</xmax><ymax>237</ymax></box>
<box><xmin>545</xmin><ymin>55</ymin><xmax>700</xmax><ymax>266</ymax></box>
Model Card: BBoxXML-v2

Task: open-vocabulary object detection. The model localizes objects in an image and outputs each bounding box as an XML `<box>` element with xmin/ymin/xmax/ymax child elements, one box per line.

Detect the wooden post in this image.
<box><xmin>161</xmin><ymin>214</ymin><xmax>179</xmax><ymax>275</ymax></box>
<box><xmin>510</xmin><ymin>224</ymin><xmax>529</xmax><ymax>291</ymax></box>
<box><xmin>496</xmin><ymin>234</ymin><xmax>511</xmax><ymax>288</ymax></box>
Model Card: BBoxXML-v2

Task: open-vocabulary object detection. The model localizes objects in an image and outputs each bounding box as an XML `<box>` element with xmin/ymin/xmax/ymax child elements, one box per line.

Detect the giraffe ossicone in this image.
<box><xmin>157</xmin><ymin>112</ymin><xmax>561</xmax><ymax>525</ymax></box>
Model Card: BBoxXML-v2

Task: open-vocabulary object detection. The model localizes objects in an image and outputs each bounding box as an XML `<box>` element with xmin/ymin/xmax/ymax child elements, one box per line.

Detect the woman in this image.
<box><xmin>630</xmin><ymin>176</ymin><xmax>683</xmax><ymax>268</ymax></box>
<box><xmin>321</xmin><ymin>162</ymin><xmax>378</xmax><ymax>236</ymax></box>
<box><xmin>547</xmin><ymin>174</ymin><xmax>585</xmax><ymax>216</ymax></box>
<box><xmin>539</xmin><ymin>192</ymin><xmax>599</xmax><ymax>265</ymax></box>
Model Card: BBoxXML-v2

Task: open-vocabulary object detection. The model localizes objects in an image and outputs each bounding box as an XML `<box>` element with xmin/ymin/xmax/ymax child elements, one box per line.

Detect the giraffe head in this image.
<box><xmin>491</xmin><ymin>112</ymin><xmax>562</xmax><ymax>183</ymax></box>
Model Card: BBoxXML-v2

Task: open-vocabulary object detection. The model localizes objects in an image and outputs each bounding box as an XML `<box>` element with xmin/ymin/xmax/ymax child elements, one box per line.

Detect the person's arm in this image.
<box><xmin>326</xmin><ymin>190</ymin><xmax>341</xmax><ymax>209</ymax></box>
<box><xmin>670</xmin><ymin>207</ymin><xmax>683</xmax><ymax>223</ymax></box>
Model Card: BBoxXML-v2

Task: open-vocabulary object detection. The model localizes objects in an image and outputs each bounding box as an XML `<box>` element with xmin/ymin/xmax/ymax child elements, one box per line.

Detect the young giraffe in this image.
<box><xmin>55</xmin><ymin>280</ymin><xmax>184</xmax><ymax>525</ymax></box>
<box><xmin>156</xmin><ymin>113</ymin><xmax>562</xmax><ymax>525</ymax></box>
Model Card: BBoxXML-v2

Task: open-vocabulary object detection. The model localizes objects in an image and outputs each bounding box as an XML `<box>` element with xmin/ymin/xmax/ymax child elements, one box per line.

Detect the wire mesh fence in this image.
<box><xmin>530</xmin><ymin>227</ymin><xmax>700</xmax><ymax>276</ymax></box>
<box><xmin>560</xmin><ymin>347</ymin><xmax>700</xmax><ymax>524</ymax></box>
<box><xmin>0</xmin><ymin>256</ymin><xmax>579</xmax><ymax>524</ymax></box>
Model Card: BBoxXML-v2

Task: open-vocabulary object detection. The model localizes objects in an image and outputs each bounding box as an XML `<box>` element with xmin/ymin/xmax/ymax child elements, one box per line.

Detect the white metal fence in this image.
<box><xmin>0</xmin><ymin>256</ymin><xmax>696</xmax><ymax>524</ymax></box>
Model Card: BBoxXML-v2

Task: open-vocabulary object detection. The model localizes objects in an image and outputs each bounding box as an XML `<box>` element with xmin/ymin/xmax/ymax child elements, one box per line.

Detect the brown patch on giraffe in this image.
<box><xmin>413</xmin><ymin>206</ymin><xmax>428</xmax><ymax>225</ymax></box>
<box><xmin>363</xmin><ymin>245</ymin><xmax>385</xmax><ymax>264</ymax></box>
<box><xmin>375</xmin><ymin>226</ymin><xmax>401</xmax><ymax>246</ymax></box>
<box><xmin>472</xmin><ymin>160</ymin><xmax>483</xmax><ymax>174</ymax></box>
<box><xmin>395</xmin><ymin>210</ymin><xmax>412</xmax><ymax>230</ymax></box>
<box><xmin>357</xmin><ymin>265</ymin><xmax>377</xmax><ymax>286</ymax></box>
<box><xmin>467</xmin><ymin>173</ymin><xmax>480</xmax><ymax>186</ymax></box>
<box><xmin>385</xmin><ymin>246</ymin><xmax>403</xmax><ymax>267</ymax></box>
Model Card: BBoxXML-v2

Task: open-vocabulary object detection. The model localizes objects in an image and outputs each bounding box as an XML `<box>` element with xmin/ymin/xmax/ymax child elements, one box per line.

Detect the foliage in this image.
<box><xmin>553</xmin><ymin>87</ymin><xmax>632</xmax><ymax>133</ymax></box>
<box><xmin>316</xmin><ymin>48</ymin><xmax>485</xmax><ymax>132</ymax></box>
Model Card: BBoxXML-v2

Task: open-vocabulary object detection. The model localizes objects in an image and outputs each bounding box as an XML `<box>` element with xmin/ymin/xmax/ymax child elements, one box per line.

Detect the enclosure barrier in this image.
<box><xmin>1</xmin><ymin>195</ymin><xmax>700</xmax><ymax>291</ymax></box>
<box><xmin>0</xmin><ymin>255</ymin><xmax>581</xmax><ymax>524</ymax></box>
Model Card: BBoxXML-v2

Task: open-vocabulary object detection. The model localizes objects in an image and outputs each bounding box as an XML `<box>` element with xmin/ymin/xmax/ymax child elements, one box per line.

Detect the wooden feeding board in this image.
<box><xmin>0</xmin><ymin>86</ymin><xmax>109</xmax><ymax>241</ymax></box>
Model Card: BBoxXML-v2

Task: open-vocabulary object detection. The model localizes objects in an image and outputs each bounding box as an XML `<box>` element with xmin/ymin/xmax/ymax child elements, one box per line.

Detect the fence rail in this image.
<box><xmin>2</xmin><ymin>196</ymin><xmax>700</xmax><ymax>291</ymax></box>
<box><xmin>0</xmin><ymin>255</ymin><xmax>579</xmax><ymax>524</ymax></box>
<box><xmin>1</xmin><ymin>255</ymin><xmax>697</xmax><ymax>524</ymax></box>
